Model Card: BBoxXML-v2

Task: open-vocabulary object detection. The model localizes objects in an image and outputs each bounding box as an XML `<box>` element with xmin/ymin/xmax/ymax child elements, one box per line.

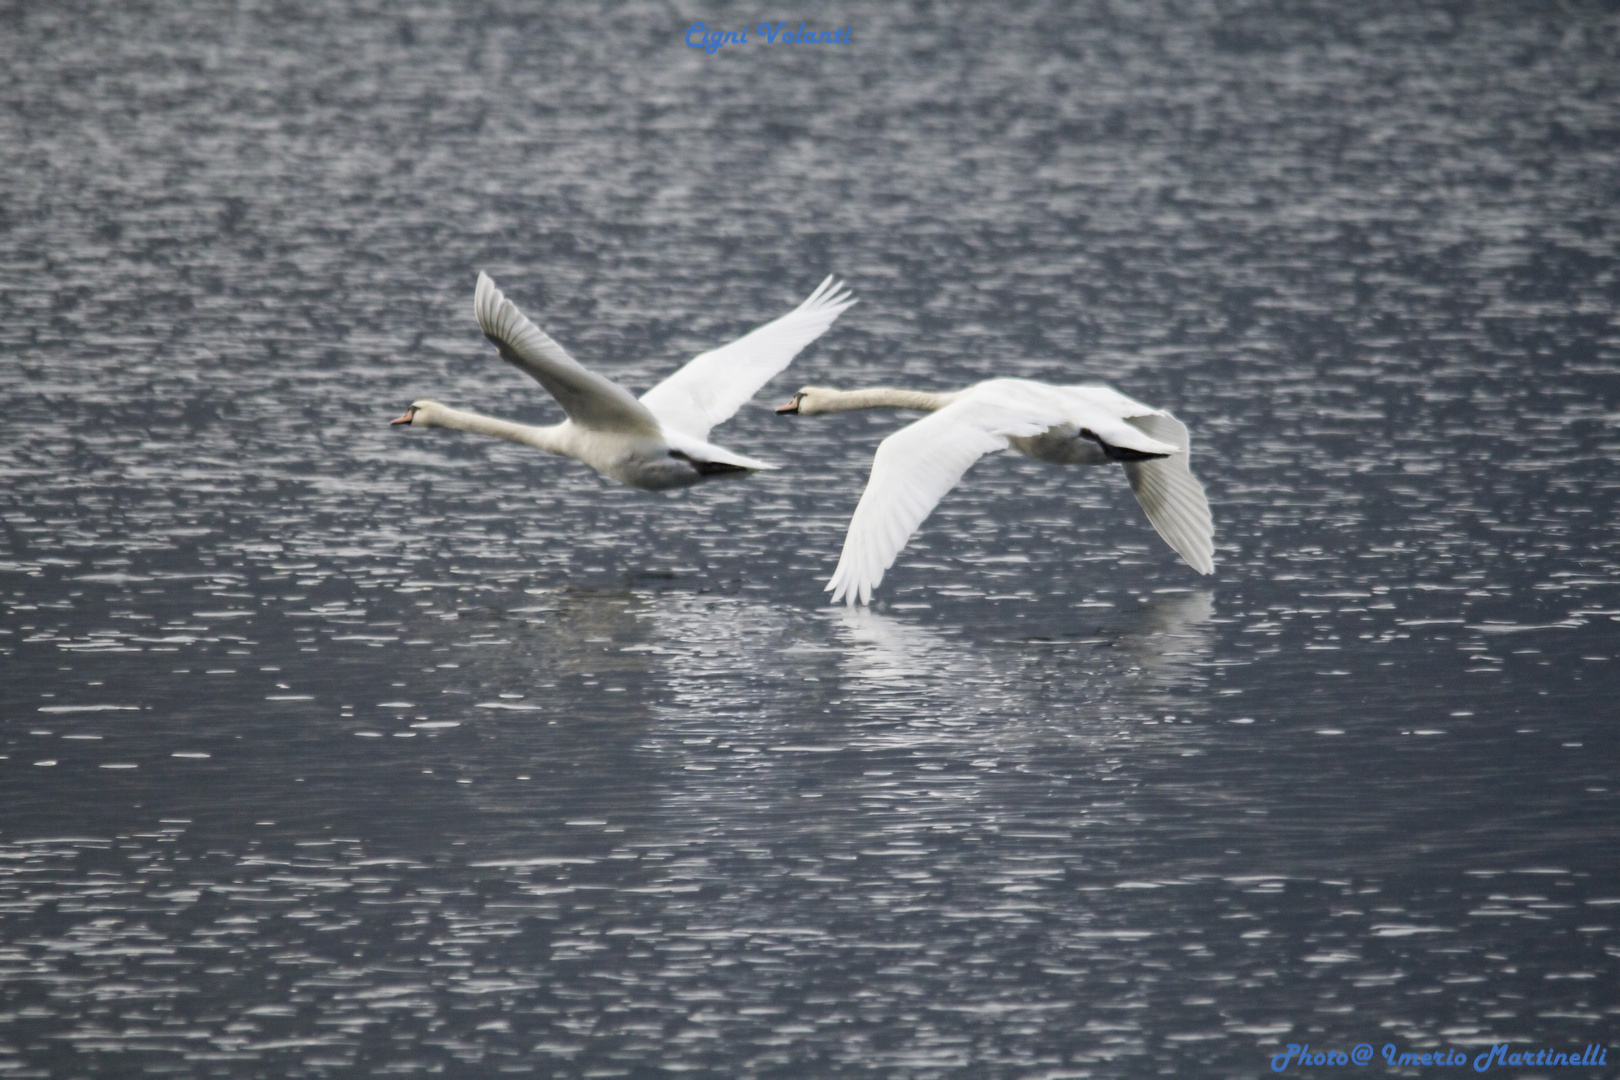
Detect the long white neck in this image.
<box><xmin>416</xmin><ymin>403</ymin><xmax>568</xmax><ymax>455</ymax></box>
<box><xmin>808</xmin><ymin>387</ymin><xmax>956</xmax><ymax>414</ymax></box>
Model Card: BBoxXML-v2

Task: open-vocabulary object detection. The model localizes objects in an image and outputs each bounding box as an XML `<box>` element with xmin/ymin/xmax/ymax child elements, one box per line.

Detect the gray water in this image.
<box><xmin>2</xmin><ymin>2</ymin><xmax>1618</xmax><ymax>1076</ymax></box>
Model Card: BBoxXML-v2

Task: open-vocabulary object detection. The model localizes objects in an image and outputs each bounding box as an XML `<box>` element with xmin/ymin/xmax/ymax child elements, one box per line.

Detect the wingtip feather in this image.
<box><xmin>800</xmin><ymin>275</ymin><xmax>857</xmax><ymax>318</ymax></box>
<box><xmin>474</xmin><ymin>271</ymin><xmax>507</xmax><ymax>337</ymax></box>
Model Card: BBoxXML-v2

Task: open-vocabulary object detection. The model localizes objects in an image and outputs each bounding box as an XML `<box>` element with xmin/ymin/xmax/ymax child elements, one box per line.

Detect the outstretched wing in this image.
<box><xmin>1122</xmin><ymin>411</ymin><xmax>1215</xmax><ymax>575</ymax></box>
<box><xmin>640</xmin><ymin>276</ymin><xmax>857</xmax><ymax>441</ymax></box>
<box><xmin>474</xmin><ymin>272</ymin><xmax>661</xmax><ymax>435</ymax></box>
<box><xmin>826</xmin><ymin>393</ymin><xmax>1063</xmax><ymax>606</ymax></box>
<box><xmin>1061</xmin><ymin>385</ymin><xmax>1215</xmax><ymax>574</ymax></box>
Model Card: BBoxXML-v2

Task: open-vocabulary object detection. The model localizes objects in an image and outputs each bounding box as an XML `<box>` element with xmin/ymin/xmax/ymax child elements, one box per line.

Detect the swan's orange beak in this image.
<box><xmin>390</xmin><ymin>408</ymin><xmax>415</xmax><ymax>426</ymax></box>
<box><xmin>774</xmin><ymin>396</ymin><xmax>800</xmax><ymax>415</ymax></box>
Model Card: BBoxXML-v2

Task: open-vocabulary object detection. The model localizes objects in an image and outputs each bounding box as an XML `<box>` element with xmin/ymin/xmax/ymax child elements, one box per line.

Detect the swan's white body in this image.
<box><xmin>394</xmin><ymin>273</ymin><xmax>855</xmax><ymax>490</ymax></box>
<box><xmin>777</xmin><ymin>378</ymin><xmax>1215</xmax><ymax>604</ymax></box>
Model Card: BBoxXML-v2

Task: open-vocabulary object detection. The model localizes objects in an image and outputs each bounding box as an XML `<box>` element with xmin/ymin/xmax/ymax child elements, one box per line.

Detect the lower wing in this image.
<box><xmin>1121</xmin><ymin>412</ymin><xmax>1215</xmax><ymax>574</ymax></box>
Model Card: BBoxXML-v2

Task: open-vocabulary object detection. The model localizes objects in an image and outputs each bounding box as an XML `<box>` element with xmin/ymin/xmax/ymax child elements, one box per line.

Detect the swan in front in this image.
<box><xmin>392</xmin><ymin>273</ymin><xmax>855</xmax><ymax>490</ymax></box>
<box><xmin>775</xmin><ymin>378</ymin><xmax>1215</xmax><ymax>604</ymax></box>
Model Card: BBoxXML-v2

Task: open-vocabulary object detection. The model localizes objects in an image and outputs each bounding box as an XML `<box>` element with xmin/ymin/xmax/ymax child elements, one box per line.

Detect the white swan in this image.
<box><xmin>392</xmin><ymin>273</ymin><xmax>855</xmax><ymax>490</ymax></box>
<box><xmin>775</xmin><ymin>378</ymin><xmax>1215</xmax><ymax>604</ymax></box>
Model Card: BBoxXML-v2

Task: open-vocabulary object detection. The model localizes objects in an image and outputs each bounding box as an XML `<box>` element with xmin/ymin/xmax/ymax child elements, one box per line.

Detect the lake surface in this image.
<box><xmin>2</xmin><ymin>2</ymin><xmax>1617</xmax><ymax>1076</ymax></box>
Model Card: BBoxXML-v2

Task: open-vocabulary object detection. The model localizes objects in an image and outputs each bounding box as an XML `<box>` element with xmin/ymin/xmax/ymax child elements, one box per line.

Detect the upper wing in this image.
<box><xmin>1122</xmin><ymin>411</ymin><xmax>1215</xmax><ymax>574</ymax></box>
<box><xmin>826</xmin><ymin>393</ymin><xmax>1064</xmax><ymax>606</ymax></box>
<box><xmin>474</xmin><ymin>272</ymin><xmax>662</xmax><ymax>435</ymax></box>
<box><xmin>639</xmin><ymin>276</ymin><xmax>857</xmax><ymax>441</ymax></box>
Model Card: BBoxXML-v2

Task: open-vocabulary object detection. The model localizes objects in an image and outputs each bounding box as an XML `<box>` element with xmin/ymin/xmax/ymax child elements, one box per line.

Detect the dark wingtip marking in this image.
<box><xmin>1079</xmin><ymin>428</ymin><xmax>1170</xmax><ymax>463</ymax></box>
<box><xmin>669</xmin><ymin>450</ymin><xmax>751</xmax><ymax>476</ymax></box>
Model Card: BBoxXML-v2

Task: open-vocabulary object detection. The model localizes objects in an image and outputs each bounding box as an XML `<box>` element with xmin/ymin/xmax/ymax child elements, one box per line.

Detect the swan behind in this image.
<box><xmin>777</xmin><ymin>378</ymin><xmax>1214</xmax><ymax>603</ymax></box>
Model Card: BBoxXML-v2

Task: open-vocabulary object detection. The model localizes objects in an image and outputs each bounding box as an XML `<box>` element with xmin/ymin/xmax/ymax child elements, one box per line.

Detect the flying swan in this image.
<box><xmin>392</xmin><ymin>273</ymin><xmax>856</xmax><ymax>490</ymax></box>
<box><xmin>775</xmin><ymin>378</ymin><xmax>1215</xmax><ymax>604</ymax></box>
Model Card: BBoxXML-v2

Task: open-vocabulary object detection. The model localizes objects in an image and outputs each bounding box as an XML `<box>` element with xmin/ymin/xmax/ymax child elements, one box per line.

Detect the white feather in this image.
<box><xmin>640</xmin><ymin>276</ymin><xmax>857</xmax><ymax>441</ymax></box>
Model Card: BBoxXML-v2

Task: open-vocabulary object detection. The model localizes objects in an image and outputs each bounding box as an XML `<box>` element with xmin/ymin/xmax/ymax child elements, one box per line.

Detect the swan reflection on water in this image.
<box><xmin>485</xmin><ymin>583</ymin><xmax>1219</xmax><ymax>733</ymax></box>
<box><xmin>833</xmin><ymin>591</ymin><xmax>1215</xmax><ymax>699</ymax></box>
<box><xmin>418</xmin><ymin>583</ymin><xmax>1219</xmax><ymax>833</ymax></box>
<box><xmin>642</xmin><ymin>585</ymin><xmax>1217</xmax><ymax>745</ymax></box>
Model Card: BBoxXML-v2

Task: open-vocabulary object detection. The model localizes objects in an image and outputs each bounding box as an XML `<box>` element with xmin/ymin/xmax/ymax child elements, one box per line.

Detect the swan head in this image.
<box><xmin>390</xmin><ymin>400</ymin><xmax>441</xmax><ymax>427</ymax></box>
<box><xmin>775</xmin><ymin>386</ymin><xmax>834</xmax><ymax>415</ymax></box>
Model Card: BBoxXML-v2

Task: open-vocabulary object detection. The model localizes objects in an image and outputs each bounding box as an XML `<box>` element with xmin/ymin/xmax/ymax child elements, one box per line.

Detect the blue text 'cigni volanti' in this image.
<box><xmin>685</xmin><ymin>22</ymin><xmax>852</xmax><ymax>54</ymax></box>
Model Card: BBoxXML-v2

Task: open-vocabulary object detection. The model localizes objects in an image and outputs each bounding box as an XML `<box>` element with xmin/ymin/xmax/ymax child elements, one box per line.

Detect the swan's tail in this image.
<box><xmin>1122</xmin><ymin>412</ymin><xmax>1215</xmax><ymax>575</ymax></box>
<box><xmin>668</xmin><ymin>450</ymin><xmax>774</xmax><ymax>476</ymax></box>
<box><xmin>664</xmin><ymin>431</ymin><xmax>778</xmax><ymax>473</ymax></box>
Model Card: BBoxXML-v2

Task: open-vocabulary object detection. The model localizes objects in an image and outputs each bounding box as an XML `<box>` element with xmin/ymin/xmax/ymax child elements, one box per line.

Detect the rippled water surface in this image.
<box><xmin>3</xmin><ymin>2</ymin><xmax>1618</xmax><ymax>1076</ymax></box>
